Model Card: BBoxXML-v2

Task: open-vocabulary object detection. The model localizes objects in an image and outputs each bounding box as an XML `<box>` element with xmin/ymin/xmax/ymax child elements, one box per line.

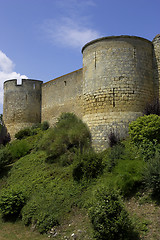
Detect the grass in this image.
<box><xmin>0</xmin><ymin>113</ymin><xmax>160</xmax><ymax>239</ymax></box>
<box><xmin>0</xmin><ymin>218</ymin><xmax>49</xmax><ymax>240</ymax></box>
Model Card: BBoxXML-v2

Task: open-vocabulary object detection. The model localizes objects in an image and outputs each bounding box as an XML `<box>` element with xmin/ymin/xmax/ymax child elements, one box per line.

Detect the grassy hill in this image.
<box><xmin>0</xmin><ymin>113</ymin><xmax>160</xmax><ymax>240</ymax></box>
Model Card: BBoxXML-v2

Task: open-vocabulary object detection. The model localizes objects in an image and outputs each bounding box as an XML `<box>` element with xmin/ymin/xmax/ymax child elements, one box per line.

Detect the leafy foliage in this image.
<box><xmin>15</xmin><ymin>121</ymin><xmax>49</xmax><ymax>140</ymax></box>
<box><xmin>38</xmin><ymin>113</ymin><xmax>91</xmax><ymax>162</ymax></box>
<box><xmin>0</xmin><ymin>188</ymin><xmax>26</xmax><ymax>218</ymax></box>
<box><xmin>15</xmin><ymin>128</ymin><xmax>32</xmax><ymax>140</ymax></box>
<box><xmin>143</xmin><ymin>151</ymin><xmax>160</xmax><ymax>196</ymax></box>
<box><xmin>89</xmin><ymin>187</ymin><xmax>134</xmax><ymax>240</ymax></box>
<box><xmin>9</xmin><ymin>139</ymin><xmax>31</xmax><ymax>160</ymax></box>
<box><xmin>72</xmin><ymin>151</ymin><xmax>103</xmax><ymax>181</ymax></box>
<box><xmin>129</xmin><ymin>114</ymin><xmax>160</xmax><ymax>145</ymax></box>
<box><xmin>0</xmin><ymin>146</ymin><xmax>12</xmax><ymax>169</ymax></box>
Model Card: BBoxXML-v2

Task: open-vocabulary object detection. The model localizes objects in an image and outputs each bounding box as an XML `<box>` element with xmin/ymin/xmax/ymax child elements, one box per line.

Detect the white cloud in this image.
<box><xmin>43</xmin><ymin>17</ymin><xmax>100</xmax><ymax>49</ymax></box>
<box><xmin>0</xmin><ymin>50</ymin><xmax>15</xmax><ymax>73</ymax></box>
<box><xmin>0</xmin><ymin>50</ymin><xmax>28</xmax><ymax>107</ymax></box>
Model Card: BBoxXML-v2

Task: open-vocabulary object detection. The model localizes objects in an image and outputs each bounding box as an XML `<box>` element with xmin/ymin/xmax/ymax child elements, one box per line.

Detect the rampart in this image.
<box><xmin>3</xmin><ymin>35</ymin><xmax>160</xmax><ymax>150</ymax></box>
<box><xmin>41</xmin><ymin>68</ymin><xmax>83</xmax><ymax>125</ymax></box>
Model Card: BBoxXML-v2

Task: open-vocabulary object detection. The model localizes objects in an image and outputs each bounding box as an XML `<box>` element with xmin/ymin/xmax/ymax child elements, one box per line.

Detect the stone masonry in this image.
<box><xmin>3</xmin><ymin>35</ymin><xmax>160</xmax><ymax>151</ymax></box>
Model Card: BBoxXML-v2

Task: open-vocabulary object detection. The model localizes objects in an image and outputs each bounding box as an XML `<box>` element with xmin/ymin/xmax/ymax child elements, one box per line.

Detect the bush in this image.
<box><xmin>89</xmin><ymin>187</ymin><xmax>134</xmax><ymax>240</ymax></box>
<box><xmin>38</xmin><ymin>113</ymin><xmax>91</xmax><ymax>162</ymax></box>
<box><xmin>106</xmin><ymin>143</ymin><xmax>125</xmax><ymax>172</ymax></box>
<box><xmin>15</xmin><ymin>128</ymin><xmax>32</xmax><ymax>140</ymax></box>
<box><xmin>9</xmin><ymin>139</ymin><xmax>31</xmax><ymax>160</ymax></box>
<box><xmin>41</xmin><ymin>121</ymin><xmax>49</xmax><ymax>131</ymax></box>
<box><xmin>108</xmin><ymin>130</ymin><xmax>119</xmax><ymax>147</ymax></box>
<box><xmin>129</xmin><ymin>114</ymin><xmax>160</xmax><ymax>145</ymax></box>
<box><xmin>0</xmin><ymin>146</ymin><xmax>12</xmax><ymax>169</ymax></box>
<box><xmin>72</xmin><ymin>151</ymin><xmax>103</xmax><ymax>181</ymax></box>
<box><xmin>143</xmin><ymin>151</ymin><xmax>160</xmax><ymax>196</ymax></box>
<box><xmin>22</xmin><ymin>200</ymin><xmax>59</xmax><ymax>233</ymax></box>
<box><xmin>0</xmin><ymin>188</ymin><xmax>26</xmax><ymax>218</ymax></box>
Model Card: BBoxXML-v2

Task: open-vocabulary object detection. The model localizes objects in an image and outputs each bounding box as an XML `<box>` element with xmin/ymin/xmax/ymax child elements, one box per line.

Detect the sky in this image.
<box><xmin>0</xmin><ymin>0</ymin><xmax>160</xmax><ymax>113</ymax></box>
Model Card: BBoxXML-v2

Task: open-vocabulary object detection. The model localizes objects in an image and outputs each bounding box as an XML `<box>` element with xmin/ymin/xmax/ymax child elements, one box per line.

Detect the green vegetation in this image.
<box><xmin>89</xmin><ymin>187</ymin><xmax>136</xmax><ymax>240</ymax></box>
<box><xmin>0</xmin><ymin>113</ymin><xmax>160</xmax><ymax>239</ymax></box>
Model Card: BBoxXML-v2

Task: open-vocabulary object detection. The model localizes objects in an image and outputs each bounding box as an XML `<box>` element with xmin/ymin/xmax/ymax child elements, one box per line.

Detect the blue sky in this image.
<box><xmin>0</xmin><ymin>0</ymin><xmax>160</xmax><ymax>113</ymax></box>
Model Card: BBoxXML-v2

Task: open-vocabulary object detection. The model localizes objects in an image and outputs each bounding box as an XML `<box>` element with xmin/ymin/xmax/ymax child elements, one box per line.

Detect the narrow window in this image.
<box><xmin>113</xmin><ymin>88</ymin><xmax>115</xmax><ymax>107</ymax></box>
<box><xmin>64</xmin><ymin>81</ymin><xmax>66</xmax><ymax>86</ymax></box>
<box><xmin>133</xmin><ymin>48</ymin><xmax>136</xmax><ymax>59</ymax></box>
<box><xmin>26</xmin><ymin>94</ymin><xmax>27</xmax><ymax>101</ymax></box>
<box><xmin>33</xmin><ymin>83</ymin><xmax>36</xmax><ymax>89</ymax></box>
<box><xmin>95</xmin><ymin>51</ymin><xmax>96</xmax><ymax>69</ymax></box>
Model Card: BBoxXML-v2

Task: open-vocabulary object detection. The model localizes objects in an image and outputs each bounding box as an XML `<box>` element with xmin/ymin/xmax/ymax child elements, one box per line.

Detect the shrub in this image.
<box><xmin>108</xmin><ymin>130</ymin><xmax>119</xmax><ymax>147</ymax></box>
<box><xmin>22</xmin><ymin>200</ymin><xmax>59</xmax><ymax>233</ymax></box>
<box><xmin>9</xmin><ymin>139</ymin><xmax>31</xmax><ymax>160</ymax></box>
<box><xmin>114</xmin><ymin>158</ymin><xmax>143</xmax><ymax>196</ymax></box>
<box><xmin>41</xmin><ymin>121</ymin><xmax>49</xmax><ymax>131</ymax></box>
<box><xmin>129</xmin><ymin>114</ymin><xmax>160</xmax><ymax>145</ymax></box>
<box><xmin>89</xmin><ymin>187</ymin><xmax>134</xmax><ymax>240</ymax></box>
<box><xmin>143</xmin><ymin>151</ymin><xmax>160</xmax><ymax>196</ymax></box>
<box><xmin>106</xmin><ymin>143</ymin><xmax>125</xmax><ymax>172</ymax></box>
<box><xmin>73</xmin><ymin>151</ymin><xmax>103</xmax><ymax>181</ymax></box>
<box><xmin>38</xmin><ymin>113</ymin><xmax>91</xmax><ymax>162</ymax></box>
<box><xmin>0</xmin><ymin>146</ymin><xmax>12</xmax><ymax>169</ymax></box>
<box><xmin>0</xmin><ymin>188</ymin><xmax>26</xmax><ymax>218</ymax></box>
<box><xmin>15</xmin><ymin>128</ymin><xmax>32</xmax><ymax>140</ymax></box>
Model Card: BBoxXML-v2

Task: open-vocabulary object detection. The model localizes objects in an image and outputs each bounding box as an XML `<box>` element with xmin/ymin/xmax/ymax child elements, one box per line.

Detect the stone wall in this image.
<box><xmin>41</xmin><ymin>69</ymin><xmax>83</xmax><ymax>125</ymax></box>
<box><xmin>3</xmin><ymin>35</ymin><xmax>160</xmax><ymax>151</ymax></box>
<box><xmin>82</xmin><ymin>36</ymin><xmax>155</xmax><ymax>151</ymax></box>
<box><xmin>3</xmin><ymin>79</ymin><xmax>42</xmax><ymax>138</ymax></box>
<box><xmin>153</xmin><ymin>34</ymin><xmax>160</xmax><ymax>98</ymax></box>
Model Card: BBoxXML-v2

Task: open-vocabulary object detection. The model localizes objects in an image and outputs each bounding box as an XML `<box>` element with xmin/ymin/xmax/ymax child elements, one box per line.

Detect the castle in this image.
<box><xmin>3</xmin><ymin>35</ymin><xmax>160</xmax><ymax>151</ymax></box>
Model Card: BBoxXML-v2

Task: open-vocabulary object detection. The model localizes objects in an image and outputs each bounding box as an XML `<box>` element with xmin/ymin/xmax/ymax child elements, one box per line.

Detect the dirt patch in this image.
<box><xmin>125</xmin><ymin>195</ymin><xmax>160</xmax><ymax>240</ymax></box>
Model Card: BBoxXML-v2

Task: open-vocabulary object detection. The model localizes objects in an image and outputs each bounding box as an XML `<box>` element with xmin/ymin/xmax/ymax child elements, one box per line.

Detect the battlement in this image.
<box><xmin>4</xmin><ymin>79</ymin><xmax>43</xmax><ymax>91</ymax></box>
<box><xmin>82</xmin><ymin>35</ymin><xmax>152</xmax><ymax>53</ymax></box>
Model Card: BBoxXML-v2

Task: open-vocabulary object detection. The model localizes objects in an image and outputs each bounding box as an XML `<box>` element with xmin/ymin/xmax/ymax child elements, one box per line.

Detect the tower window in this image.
<box><xmin>33</xmin><ymin>83</ymin><xmax>36</xmax><ymax>89</ymax></box>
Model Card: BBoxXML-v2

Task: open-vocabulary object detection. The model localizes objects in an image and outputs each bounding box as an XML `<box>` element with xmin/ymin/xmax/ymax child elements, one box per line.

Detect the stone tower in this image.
<box><xmin>152</xmin><ymin>34</ymin><xmax>160</xmax><ymax>99</ymax></box>
<box><xmin>82</xmin><ymin>36</ymin><xmax>155</xmax><ymax>151</ymax></box>
<box><xmin>3</xmin><ymin>79</ymin><xmax>43</xmax><ymax>138</ymax></box>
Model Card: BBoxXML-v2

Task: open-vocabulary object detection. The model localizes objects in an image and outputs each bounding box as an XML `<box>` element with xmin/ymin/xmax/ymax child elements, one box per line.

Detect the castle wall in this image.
<box><xmin>41</xmin><ymin>69</ymin><xmax>83</xmax><ymax>125</ymax></box>
<box><xmin>3</xmin><ymin>35</ymin><xmax>160</xmax><ymax>151</ymax></box>
<box><xmin>3</xmin><ymin>79</ymin><xmax>43</xmax><ymax>138</ymax></box>
<box><xmin>82</xmin><ymin>36</ymin><xmax>155</xmax><ymax>151</ymax></box>
<box><xmin>153</xmin><ymin>34</ymin><xmax>160</xmax><ymax>98</ymax></box>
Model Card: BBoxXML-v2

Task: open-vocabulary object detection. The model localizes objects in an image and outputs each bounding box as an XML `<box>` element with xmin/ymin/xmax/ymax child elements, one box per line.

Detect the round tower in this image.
<box><xmin>3</xmin><ymin>79</ymin><xmax>43</xmax><ymax>139</ymax></box>
<box><xmin>82</xmin><ymin>36</ymin><xmax>155</xmax><ymax>151</ymax></box>
<box><xmin>152</xmin><ymin>34</ymin><xmax>160</xmax><ymax>98</ymax></box>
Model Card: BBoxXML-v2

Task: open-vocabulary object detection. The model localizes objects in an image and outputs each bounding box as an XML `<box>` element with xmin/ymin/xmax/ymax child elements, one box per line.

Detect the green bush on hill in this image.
<box><xmin>129</xmin><ymin>114</ymin><xmax>160</xmax><ymax>145</ymax></box>
<box><xmin>72</xmin><ymin>151</ymin><xmax>103</xmax><ymax>181</ymax></box>
<box><xmin>38</xmin><ymin>113</ymin><xmax>91</xmax><ymax>162</ymax></box>
<box><xmin>143</xmin><ymin>150</ymin><xmax>160</xmax><ymax>197</ymax></box>
<box><xmin>0</xmin><ymin>187</ymin><xmax>26</xmax><ymax>218</ymax></box>
<box><xmin>89</xmin><ymin>187</ymin><xmax>135</xmax><ymax>240</ymax></box>
<box><xmin>0</xmin><ymin>146</ymin><xmax>12</xmax><ymax>170</ymax></box>
<box><xmin>15</xmin><ymin>121</ymin><xmax>49</xmax><ymax>140</ymax></box>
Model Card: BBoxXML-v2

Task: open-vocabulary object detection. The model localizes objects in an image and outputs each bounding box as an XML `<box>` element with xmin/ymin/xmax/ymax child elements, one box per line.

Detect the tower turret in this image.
<box><xmin>3</xmin><ymin>79</ymin><xmax>43</xmax><ymax>139</ymax></box>
<box><xmin>82</xmin><ymin>36</ymin><xmax>155</xmax><ymax>151</ymax></box>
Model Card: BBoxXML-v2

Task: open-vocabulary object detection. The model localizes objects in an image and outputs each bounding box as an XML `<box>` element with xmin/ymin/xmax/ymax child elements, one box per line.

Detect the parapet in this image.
<box><xmin>4</xmin><ymin>79</ymin><xmax>43</xmax><ymax>91</ymax></box>
<box><xmin>82</xmin><ymin>35</ymin><xmax>152</xmax><ymax>53</ymax></box>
